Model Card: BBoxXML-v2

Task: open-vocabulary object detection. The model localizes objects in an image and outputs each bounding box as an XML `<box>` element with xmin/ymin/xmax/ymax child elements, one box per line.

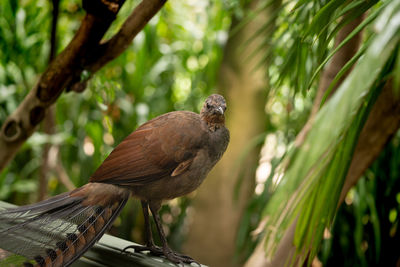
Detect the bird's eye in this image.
<box><xmin>206</xmin><ymin>103</ymin><xmax>211</xmax><ymax>109</ymax></box>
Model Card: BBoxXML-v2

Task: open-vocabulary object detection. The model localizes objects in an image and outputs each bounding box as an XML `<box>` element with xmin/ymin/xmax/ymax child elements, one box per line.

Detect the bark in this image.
<box><xmin>0</xmin><ymin>0</ymin><xmax>167</xmax><ymax>171</ymax></box>
<box><xmin>245</xmin><ymin>13</ymin><xmax>373</xmax><ymax>267</ymax></box>
<box><xmin>183</xmin><ymin>2</ymin><xmax>269</xmax><ymax>266</ymax></box>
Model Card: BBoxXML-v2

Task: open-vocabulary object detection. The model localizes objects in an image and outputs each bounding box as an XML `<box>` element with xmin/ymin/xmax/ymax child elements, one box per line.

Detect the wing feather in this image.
<box><xmin>90</xmin><ymin>111</ymin><xmax>207</xmax><ymax>186</ymax></box>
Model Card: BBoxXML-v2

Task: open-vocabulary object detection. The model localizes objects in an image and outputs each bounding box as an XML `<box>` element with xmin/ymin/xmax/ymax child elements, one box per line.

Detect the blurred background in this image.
<box><xmin>0</xmin><ymin>0</ymin><xmax>399</xmax><ymax>266</ymax></box>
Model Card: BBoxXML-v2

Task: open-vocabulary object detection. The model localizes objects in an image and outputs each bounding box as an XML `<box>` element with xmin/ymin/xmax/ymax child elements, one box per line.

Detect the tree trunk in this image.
<box><xmin>183</xmin><ymin>3</ymin><xmax>269</xmax><ymax>266</ymax></box>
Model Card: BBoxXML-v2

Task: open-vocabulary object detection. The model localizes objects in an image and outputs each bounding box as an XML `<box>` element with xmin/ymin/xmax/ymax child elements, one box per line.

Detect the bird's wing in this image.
<box><xmin>90</xmin><ymin>111</ymin><xmax>207</xmax><ymax>186</ymax></box>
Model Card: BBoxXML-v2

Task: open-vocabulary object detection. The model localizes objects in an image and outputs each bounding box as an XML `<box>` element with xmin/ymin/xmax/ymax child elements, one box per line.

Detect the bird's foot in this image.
<box><xmin>123</xmin><ymin>244</ymin><xmax>200</xmax><ymax>266</ymax></box>
<box><xmin>163</xmin><ymin>248</ymin><xmax>200</xmax><ymax>266</ymax></box>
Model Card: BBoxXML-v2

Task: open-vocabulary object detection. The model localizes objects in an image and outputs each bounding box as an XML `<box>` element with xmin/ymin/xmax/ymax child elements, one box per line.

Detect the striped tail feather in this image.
<box><xmin>0</xmin><ymin>183</ymin><xmax>130</xmax><ymax>267</ymax></box>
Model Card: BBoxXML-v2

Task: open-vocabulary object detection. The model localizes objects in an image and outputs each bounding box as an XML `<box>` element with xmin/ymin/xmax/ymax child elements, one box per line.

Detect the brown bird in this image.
<box><xmin>0</xmin><ymin>94</ymin><xmax>229</xmax><ymax>266</ymax></box>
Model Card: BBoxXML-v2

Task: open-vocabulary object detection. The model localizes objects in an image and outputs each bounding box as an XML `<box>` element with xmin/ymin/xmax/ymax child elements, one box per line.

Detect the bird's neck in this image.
<box><xmin>201</xmin><ymin>114</ymin><xmax>225</xmax><ymax>132</ymax></box>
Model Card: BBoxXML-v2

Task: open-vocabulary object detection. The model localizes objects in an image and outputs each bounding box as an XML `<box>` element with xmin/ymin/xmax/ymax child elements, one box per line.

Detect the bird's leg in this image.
<box><xmin>141</xmin><ymin>200</ymin><xmax>156</xmax><ymax>248</ymax></box>
<box><xmin>123</xmin><ymin>201</ymin><xmax>163</xmax><ymax>255</ymax></box>
<box><xmin>149</xmin><ymin>202</ymin><xmax>199</xmax><ymax>265</ymax></box>
<box><xmin>123</xmin><ymin>201</ymin><xmax>199</xmax><ymax>265</ymax></box>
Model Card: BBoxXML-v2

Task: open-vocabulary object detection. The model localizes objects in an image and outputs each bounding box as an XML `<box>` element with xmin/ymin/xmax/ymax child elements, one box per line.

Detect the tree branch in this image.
<box><xmin>85</xmin><ymin>0</ymin><xmax>167</xmax><ymax>73</ymax></box>
<box><xmin>0</xmin><ymin>0</ymin><xmax>167</xmax><ymax>171</ymax></box>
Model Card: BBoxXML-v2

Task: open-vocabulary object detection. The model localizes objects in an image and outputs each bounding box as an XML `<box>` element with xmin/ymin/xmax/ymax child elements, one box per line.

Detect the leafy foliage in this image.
<box><xmin>251</xmin><ymin>0</ymin><xmax>389</xmax><ymax>97</ymax></box>
<box><xmin>257</xmin><ymin>0</ymin><xmax>400</xmax><ymax>264</ymax></box>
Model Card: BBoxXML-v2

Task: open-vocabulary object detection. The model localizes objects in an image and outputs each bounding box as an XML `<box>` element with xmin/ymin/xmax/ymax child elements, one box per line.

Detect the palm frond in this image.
<box><xmin>262</xmin><ymin>0</ymin><xmax>400</xmax><ymax>264</ymax></box>
<box><xmin>308</xmin><ymin>1</ymin><xmax>388</xmax><ymax>89</ymax></box>
<box><xmin>245</xmin><ymin>0</ymin><xmax>386</xmax><ymax>96</ymax></box>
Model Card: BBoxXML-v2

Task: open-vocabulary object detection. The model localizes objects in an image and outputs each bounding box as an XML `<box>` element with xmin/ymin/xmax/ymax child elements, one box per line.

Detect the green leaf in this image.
<box><xmin>320</xmin><ymin>36</ymin><xmax>373</xmax><ymax>107</ymax></box>
<box><xmin>306</xmin><ymin>0</ymin><xmax>346</xmax><ymax>37</ymax></box>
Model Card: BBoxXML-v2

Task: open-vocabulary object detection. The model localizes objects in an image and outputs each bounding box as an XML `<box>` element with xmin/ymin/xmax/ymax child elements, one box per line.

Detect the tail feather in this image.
<box><xmin>0</xmin><ymin>183</ymin><xmax>130</xmax><ymax>267</ymax></box>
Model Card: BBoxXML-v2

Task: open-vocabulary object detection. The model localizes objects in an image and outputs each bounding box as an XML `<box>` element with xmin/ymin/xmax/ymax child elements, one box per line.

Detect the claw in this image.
<box><xmin>162</xmin><ymin>247</ymin><xmax>200</xmax><ymax>266</ymax></box>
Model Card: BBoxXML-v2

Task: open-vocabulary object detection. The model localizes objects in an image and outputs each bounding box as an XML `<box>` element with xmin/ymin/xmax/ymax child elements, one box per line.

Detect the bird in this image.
<box><xmin>0</xmin><ymin>94</ymin><xmax>229</xmax><ymax>266</ymax></box>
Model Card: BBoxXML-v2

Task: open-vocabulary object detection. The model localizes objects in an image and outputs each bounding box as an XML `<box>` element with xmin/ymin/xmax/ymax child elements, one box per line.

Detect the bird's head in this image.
<box><xmin>201</xmin><ymin>94</ymin><xmax>227</xmax><ymax>125</ymax></box>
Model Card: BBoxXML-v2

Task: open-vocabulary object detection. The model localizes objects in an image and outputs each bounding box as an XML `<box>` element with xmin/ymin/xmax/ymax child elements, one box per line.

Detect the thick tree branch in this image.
<box><xmin>0</xmin><ymin>0</ymin><xmax>167</xmax><ymax>171</ymax></box>
<box><xmin>85</xmin><ymin>0</ymin><xmax>167</xmax><ymax>73</ymax></box>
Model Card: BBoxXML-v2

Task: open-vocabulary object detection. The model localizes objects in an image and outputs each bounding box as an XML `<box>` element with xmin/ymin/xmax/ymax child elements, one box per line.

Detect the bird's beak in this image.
<box><xmin>217</xmin><ymin>107</ymin><xmax>224</xmax><ymax>115</ymax></box>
